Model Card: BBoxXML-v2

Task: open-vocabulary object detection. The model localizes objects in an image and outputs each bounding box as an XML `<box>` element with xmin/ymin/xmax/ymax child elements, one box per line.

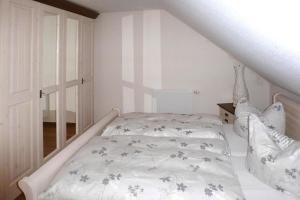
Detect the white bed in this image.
<box><xmin>19</xmin><ymin>93</ymin><xmax>300</xmax><ymax>200</ymax></box>
<box><xmin>36</xmin><ymin>113</ymin><xmax>245</xmax><ymax>200</ymax></box>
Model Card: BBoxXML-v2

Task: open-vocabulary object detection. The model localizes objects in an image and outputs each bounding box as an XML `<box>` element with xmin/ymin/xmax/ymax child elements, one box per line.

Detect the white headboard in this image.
<box><xmin>273</xmin><ymin>93</ymin><xmax>300</xmax><ymax>140</ymax></box>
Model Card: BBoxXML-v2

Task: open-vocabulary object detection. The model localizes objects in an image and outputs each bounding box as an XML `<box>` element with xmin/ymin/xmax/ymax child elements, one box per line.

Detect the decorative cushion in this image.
<box><xmin>246</xmin><ymin>114</ymin><xmax>300</xmax><ymax>197</ymax></box>
<box><xmin>261</xmin><ymin>102</ymin><xmax>285</xmax><ymax>135</ymax></box>
<box><xmin>234</xmin><ymin>100</ymin><xmax>285</xmax><ymax>138</ymax></box>
<box><xmin>233</xmin><ymin>99</ymin><xmax>262</xmax><ymax>138</ymax></box>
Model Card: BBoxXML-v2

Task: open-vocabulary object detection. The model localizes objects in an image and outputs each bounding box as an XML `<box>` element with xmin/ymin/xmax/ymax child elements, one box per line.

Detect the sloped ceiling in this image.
<box><xmin>70</xmin><ymin>0</ymin><xmax>300</xmax><ymax>96</ymax></box>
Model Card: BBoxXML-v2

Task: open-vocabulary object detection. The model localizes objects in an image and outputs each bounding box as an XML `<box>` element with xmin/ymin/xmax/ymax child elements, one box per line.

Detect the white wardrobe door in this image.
<box><xmin>1</xmin><ymin>0</ymin><xmax>38</xmax><ymax>199</ymax></box>
<box><xmin>0</xmin><ymin>1</ymin><xmax>6</xmax><ymax>198</ymax></box>
<box><xmin>80</xmin><ymin>18</ymin><xmax>94</xmax><ymax>132</ymax></box>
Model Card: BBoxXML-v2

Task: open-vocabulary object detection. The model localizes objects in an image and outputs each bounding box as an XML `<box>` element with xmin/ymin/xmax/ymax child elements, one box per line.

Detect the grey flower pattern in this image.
<box><xmin>128</xmin><ymin>139</ymin><xmax>141</xmax><ymax>146</ymax></box>
<box><xmin>128</xmin><ymin>185</ymin><xmax>144</xmax><ymax>197</ymax></box>
<box><xmin>176</xmin><ymin>183</ymin><xmax>187</xmax><ymax>192</ymax></box>
<box><xmin>159</xmin><ymin>177</ymin><xmax>171</xmax><ymax>182</ymax></box>
<box><xmin>154</xmin><ymin>126</ymin><xmax>166</xmax><ymax>132</ymax></box>
<box><xmin>190</xmin><ymin>164</ymin><xmax>200</xmax><ymax>172</ymax></box>
<box><xmin>215</xmin><ymin>157</ymin><xmax>223</xmax><ymax>162</ymax></box>
<box><xmin>170</xmin><ymin>151</ymin><xmax>188</xmax><ymax>160</ymax></box>
<box><xmin>146</xmin><ymin>144</ymin><xmax>158</xmax><ymax>149</ymax></box>
<box><xmin>102</xmin><ymin>173</ymin><xmax>122</xmax><ymax>186</ymax></box>
<box><xmin>203</xmin><ymin>157</ymin><xmax>211</xmax><ymax>162</ymax></box>
<box><xmin>134</xmin><ymin>150</ymin><xmax>142</xmax><ymax>154</ymax></box>
<box><xmin>109</xmin><ymin>173</ymin><xmax>122</xmax><ymax>180</ymax></box>
<box><xmin>205</xmin><ymin>188</ymin><xmax>213</xmax><ymax>196</ymax></box>
<box><xmin>102</xmin><ymin>178</ymin><xmax>109</xmax><ymax>185</ymax></box>
<box><xmin>268</xmin><ymin>125</ymin><xmax>275</xmax><ymax>130</ymax></box>
<box><xmin>180</xmin><ymin>142</ymin><xmax>188</xmax><ymax>147</ymax></box>
<box><xmin>123</xmin><ymin>128</ymin><xmax>130</xmax><ymax>132</ymax></box>
<box><xmin>274</xmin><ymin>104</ymin><xmax>282</xmax><ymax>111</ymax></box>
<box><xmin>105</xmin><ymin>160</ymin><xmax>114</xmax><ymax>165</ymax></box>
<box><xmin>185</xmin><ymin>130</ymin><xmax>193</xmax><ymax>135</ymax></box>
<box><xmin>275</xmin><ymin>185</ymin><xmax>285</xmax><ymax>193</ymax></box>
<box><xmin>200</xmin><ymin>142</ymin><xmax>213</xmax><ymax>150</ymax></box>
<box><xmin>285</xmin><ymin>168</ymin><xmax>299</xmax><ymax>179</ymax></box>
<box><xmin>261</xmin><ymin>157</ymin><xmax>267</xmax><ymax>165</ymax></box>
<box><xmin>121</xmin><ymin>152</ymin><xmax>129</xmax><ymax>157</ymax></box>
<box><xmin>261</xmin><ymin>154</ymin><xmax>275</xmax><ymax>164</ymax></box>
<box><xmin>204</xmin><ymin>183</ymin><xmax>224</xmax><ymax>196</ymax></box>
<box><xmin>80</xmin><ymin>175</ymin><xmax>89</xmax><ymax>182</ymax></box>
<box><xmin>93</xmin><ymin>147</ymin><xmax>107</xmax><ymax>157</ymax></box>
<box><xmin>115</xmin><ymin>125</ymin><xmax>122</xmax><ymax>129</ymax></box>
<box><xmin>69</xmin><ymin>170</ymin><xmax>78</xmax><ymax>175</ymax></box>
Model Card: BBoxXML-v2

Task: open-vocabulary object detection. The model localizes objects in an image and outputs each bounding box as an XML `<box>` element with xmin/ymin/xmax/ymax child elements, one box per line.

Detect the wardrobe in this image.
<box><xmin>0</xmin><ymin>0</ymin><xmax>95</xmax><ymax>199</ymax></box>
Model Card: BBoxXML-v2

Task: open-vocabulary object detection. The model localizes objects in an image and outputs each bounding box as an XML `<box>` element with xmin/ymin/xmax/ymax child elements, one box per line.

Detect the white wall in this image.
<box><xmin>94</xmin><ymin>10</ymin><xmax>271</xmax><ymax>121</ymax></box>
<box><xmin>160</xmin><ymin>10</ymin><xmax>270</xmax><ymax>114</ymax></box>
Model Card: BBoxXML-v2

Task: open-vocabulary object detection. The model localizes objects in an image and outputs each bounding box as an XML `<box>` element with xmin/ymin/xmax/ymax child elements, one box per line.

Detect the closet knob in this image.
<box><xmin>39</xmin><ymin>90</ymin><xmax>46</xmax><ymax>98</ymax></box>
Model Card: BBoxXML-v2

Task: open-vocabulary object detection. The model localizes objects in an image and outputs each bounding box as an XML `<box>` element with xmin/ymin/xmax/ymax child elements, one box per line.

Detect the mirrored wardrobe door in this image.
<box><xmin>65</xmin><ymin>86</ymin><xmax>78</xmax><ymax>141</ymax></box>
<box><xmin>39</xmin><ymin>9</ymin><xmax>62</xmax><ymax>160</ymax></box>
<box><xmin>64</xmin><ymin>15</ymin><xmax>80</xmax><ymax>143</ymax></box>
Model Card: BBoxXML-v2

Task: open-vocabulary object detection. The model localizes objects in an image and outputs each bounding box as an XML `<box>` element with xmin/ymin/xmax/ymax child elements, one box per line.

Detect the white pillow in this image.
<box><xmin>234</xmin><ymin>99</ymin><xmax>262</xmax><ymax>138</ymax></box>
<box><xmin>223</xmin><ymin>124</ymin><xmax>248</xmax><ymax>156</ymax></box>
<box><xmin>234</xmin><ymin>100</ymin><xmax>285</xmax><ymax>138</ymax></box>
<box><xmin>262</xmin><ymin>102</ymin><xmax>286</xmax><ymax>135</ymax></box>
<box><xmin>246</xmin><ymin>114</ymin><xmax>300</xmax><ymax>197</ymax></box>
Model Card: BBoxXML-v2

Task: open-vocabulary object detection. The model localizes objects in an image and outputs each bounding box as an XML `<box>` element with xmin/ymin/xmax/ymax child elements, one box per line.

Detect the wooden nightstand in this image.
<box><xmin>217</xmin><ymin>103</ymin><xmax>235</xmax><ymax>124</ymax></box>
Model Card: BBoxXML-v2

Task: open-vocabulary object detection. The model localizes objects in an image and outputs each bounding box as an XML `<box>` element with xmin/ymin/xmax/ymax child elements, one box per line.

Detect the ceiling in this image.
<box><xmin>70</xmin><ymin>0</ymin><xmax>300</xmax><ymax>96</ymax></box>
<box><xmin>68</xmin><ymin>0</ymin><xmax>161</xmax><ymax>12</ymax></box>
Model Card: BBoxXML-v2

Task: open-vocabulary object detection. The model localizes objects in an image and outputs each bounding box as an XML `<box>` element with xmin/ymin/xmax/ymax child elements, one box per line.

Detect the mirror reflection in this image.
<box><xmin>42</xmin><ymin>92</ymin><xmax>57</xmax><ymax>157</ymax></box>
<box><xmin>66</xmin><ymin>86</ymin><xmax>78</xmax><ymax>140</ymax></box>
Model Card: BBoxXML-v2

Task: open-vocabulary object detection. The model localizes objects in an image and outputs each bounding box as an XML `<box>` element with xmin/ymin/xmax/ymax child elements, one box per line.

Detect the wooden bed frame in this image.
<box><xmin>18</xmin><ymin>109</ymin><xmax>120</xmax><ymax>200</ymax></box>
<box><xmin>18</xmin><ymin>93</ymin><xmax>300</xmax><ymax>199</ymax></box>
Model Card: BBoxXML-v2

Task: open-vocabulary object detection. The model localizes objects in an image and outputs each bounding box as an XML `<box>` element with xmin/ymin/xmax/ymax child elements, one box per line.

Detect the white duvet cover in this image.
<box><xmin>103</xmin><ymin>113</ymin><xmax>225</xmax><ymax>140</ymax></box>
<box><xmin>39</xmin><ymin>135</ymin><xmax>245</xmax><ymax>200</ymax></box>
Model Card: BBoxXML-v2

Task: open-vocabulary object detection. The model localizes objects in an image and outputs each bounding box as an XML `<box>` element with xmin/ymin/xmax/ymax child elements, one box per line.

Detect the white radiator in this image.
<box><xmin>154</xmin><ymin>90</ymin><xmax>199</xmax><ymax>114</ymax></box>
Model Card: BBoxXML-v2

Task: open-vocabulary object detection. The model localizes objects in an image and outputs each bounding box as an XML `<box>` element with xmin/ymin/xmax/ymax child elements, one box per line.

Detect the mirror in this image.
<box><xmin>42</xmin><ymin>92</ymin><xmax>58</xmax><ymax>157</ymax></box>
<box><xmin>66</xmin><ymin>18</ymin><xmax>79</xmax><ymax>82</ymax></box>
<box><xmin>66</xmin><ymin>86</ymin><xmax>78</xmax><ymax>140</ymax></box>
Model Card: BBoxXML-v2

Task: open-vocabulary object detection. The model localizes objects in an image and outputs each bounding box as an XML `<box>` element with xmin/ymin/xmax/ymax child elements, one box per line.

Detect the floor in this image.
<box><xmin>43</xmin><ymin>122</ymin><xmax>76</xmax><ymax>157</ymax></box>
<box><xmin>15</xmin><ymin>194</ymin><xmax>25</xmax><ymax>200</ymax></box>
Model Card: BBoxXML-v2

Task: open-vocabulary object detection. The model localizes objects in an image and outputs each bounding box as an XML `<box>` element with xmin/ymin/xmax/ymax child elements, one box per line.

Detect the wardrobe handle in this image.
<box><xmin>39</xmin><ymin>90</ymin><xmax>45</xmax><ymax>98</ymax></box>
<box><xmin>81</xmin><ymin>78</ymin><xmax>85</xmax><ymax>84</ymax></box>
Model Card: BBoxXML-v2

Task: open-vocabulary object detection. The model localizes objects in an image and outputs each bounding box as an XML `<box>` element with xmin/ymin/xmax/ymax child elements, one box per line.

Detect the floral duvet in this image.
<box><xmin>39</xmin><ymin>135</ymin><xmax>245</xmax><ymax>200</ymax></box>
<box><xmin>102</xmin><ymin>113</ymin><xmax>225</xmax><ymax>140</ymax></box>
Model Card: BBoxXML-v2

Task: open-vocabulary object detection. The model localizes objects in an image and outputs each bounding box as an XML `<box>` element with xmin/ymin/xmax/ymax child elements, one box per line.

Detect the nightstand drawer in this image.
<box><xmin>219</xmin><ymin>108</ymin><xmax>235</xmax><ymax>124</ymax></box>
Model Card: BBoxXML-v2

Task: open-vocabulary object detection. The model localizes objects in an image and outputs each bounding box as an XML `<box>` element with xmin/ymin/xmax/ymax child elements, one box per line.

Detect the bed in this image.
<box><xmin>19</xmin><ymin>93</ymin><xmax>300</xmax><ymax>200</ymax></box>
